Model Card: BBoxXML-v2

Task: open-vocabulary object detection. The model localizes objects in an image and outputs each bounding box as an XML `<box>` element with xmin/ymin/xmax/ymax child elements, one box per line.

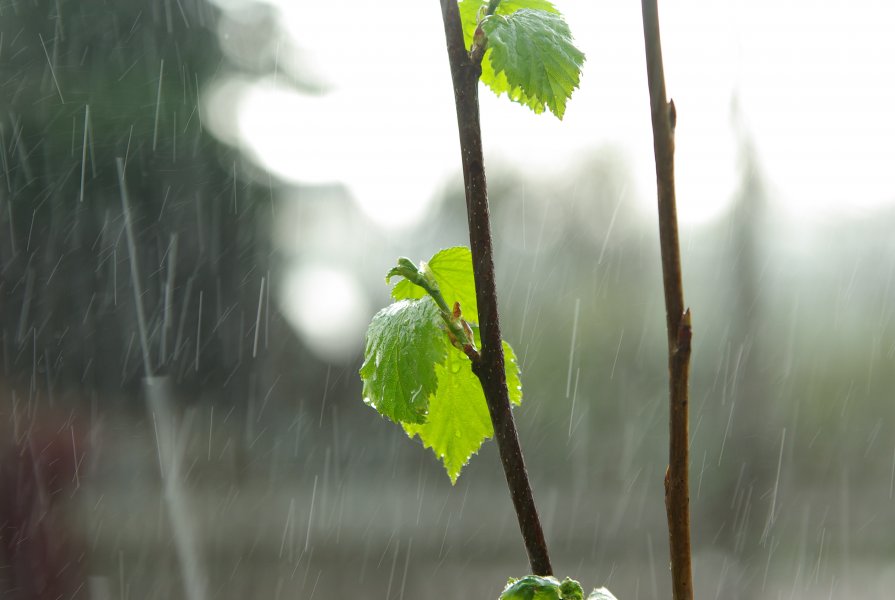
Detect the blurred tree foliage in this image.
<box><xmin>0</xmin><ymin>0</ymin><xmax>268</xmax><ymax>404</ymax></box>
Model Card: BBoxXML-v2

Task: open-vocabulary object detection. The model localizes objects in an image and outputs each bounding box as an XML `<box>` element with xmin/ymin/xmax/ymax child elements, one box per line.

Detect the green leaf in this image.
<box><xmin>480</xmin><ymin>9</ymin><xmax>585</xmax><ymax>119</ymax></box>
<box><xmin>391</xmin><ymin>247</ymin><xmax>479</xmax><ymax>323</ymax></box>
<box><xmin>402</xmin><ymin>344</ymin><xmax>489</xmax><ymax>484</ymax></box>
<box><xmin>458</xmin><ymin>2</ymin><xmax>570</xmax><ymax>119</ymax></box>
<box><xmin>500</xmin><ymin>575</ymin><xmax>585</xmax><ymax>600</ymax></box>
<box><xmin>459</xmin><ymin>0</ymin><xmax>584</xmax><ymax>119</ymax></box>
<box><xmin>404</xmin><ymin>336</ymin><xmax>522</xmax><ymax>483</ymax></box>
<box><xmin>503</xmin><ymin>339</ymin><xmax>523</xmax><ymax>406</ymax></box>
<box><xmin>459</xmin><ymin>0</ymin><xmax>561</xmax><ymax>48</ymax></box>
<box><xmin>386</xmin><ymin>257</ymin><xmax>425</xmax><ymax>288</ymax></box>
<box><xmin>359</xmin><ymin>298</ymin><xmax>447</xmax><ymax>424</ymax></box>
<box><xmin>368</xmin><ymin>247</ymin><xmax>524</xmax><ymax>482</ymax></box>
<box><xmin>559</xmin><ymin>579</ymin><xmax>585</xmax><ymax>600</ymax></box>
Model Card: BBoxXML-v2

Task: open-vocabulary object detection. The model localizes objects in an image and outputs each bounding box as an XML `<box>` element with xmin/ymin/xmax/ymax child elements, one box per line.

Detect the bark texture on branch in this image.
<box><xmin>438</xmin><ymin>0</ymin><xmax>553</xmax><ymax>577</ymax></box>
<box><xmin>640</xmin><ymin>1</ymin><xmax>695</xmax><ymax>599</ymax></box>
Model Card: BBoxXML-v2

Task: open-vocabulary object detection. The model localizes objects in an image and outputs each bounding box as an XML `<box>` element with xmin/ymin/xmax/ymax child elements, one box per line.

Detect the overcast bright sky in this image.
<box><xmin>204</xmin><ymin>0</ymin><xmax>895</xmax><ymax>359</ymax></box>
<box><xmin>207</xmin><ymin>0</ymin><xmax>895</xmax><ymax>228</ymax></box>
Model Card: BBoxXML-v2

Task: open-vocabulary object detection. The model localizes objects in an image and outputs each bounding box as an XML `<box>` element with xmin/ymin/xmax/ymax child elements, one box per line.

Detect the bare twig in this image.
<box><xmin>639</xmin><ymin>2</ymin><xmax>694</xmax><ymax>599</ymax></box>
<box><xmin>438</xmin><ymin>0</ymin><xmax>553</xmax><ymax>577</ymax></box>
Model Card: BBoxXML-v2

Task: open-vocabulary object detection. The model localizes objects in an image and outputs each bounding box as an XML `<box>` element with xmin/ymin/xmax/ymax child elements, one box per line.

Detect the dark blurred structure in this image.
<box><xmin>1</xmin><ymin>2</ymin><xmax>894</xmax><ymax>600</ymax></box>
<box><xmin>0</xmin><ymin>411</ymin><xmax>88</xmax><ymax>599</ymax></box>
<box><xmin>0</xmin><ymin>2</ymin><xmax>276</xmax><ymax>598</ymax></box>
<box><xmin>0</xmin><ymin>0</ymin><xmax>267</xmax><ymax>404</ymax></box>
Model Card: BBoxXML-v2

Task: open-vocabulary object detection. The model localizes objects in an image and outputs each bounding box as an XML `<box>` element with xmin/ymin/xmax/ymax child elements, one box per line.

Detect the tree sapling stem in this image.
<box><xmin>437</xmin><ymin>0</ymin><xmax>553</xmax><ymax>577</ymax></box>
<box><xmin>640</xmin><ymin>1</ymin><xmax>695</xmax><ymax>598</ymax></box>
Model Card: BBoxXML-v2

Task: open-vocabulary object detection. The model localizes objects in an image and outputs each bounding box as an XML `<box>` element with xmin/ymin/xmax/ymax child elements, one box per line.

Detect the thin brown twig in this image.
<box><xmin>437</xmin><ymin>0</ymin><xmax>553</xmax><ymax>577</ymax></box>
<box><xmin>640</xmin><ymin>1</ymin><xmax>695</xmax><ymax>599</ymax></box>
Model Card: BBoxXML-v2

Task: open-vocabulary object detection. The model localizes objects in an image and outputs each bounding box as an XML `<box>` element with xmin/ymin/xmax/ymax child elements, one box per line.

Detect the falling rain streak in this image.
<box><xmin>0</xmin><ymin>1</ymin><xmax>890</xmax><ymax>599</ymax></box>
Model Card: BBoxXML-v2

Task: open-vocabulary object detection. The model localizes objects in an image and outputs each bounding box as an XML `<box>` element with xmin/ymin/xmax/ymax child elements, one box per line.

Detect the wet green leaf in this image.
<box><xmin>391</xmin><ymin>246</ymin><xmax>479</xmax><ymax>323</ymax></box>
<box><xmin>458</xmin><ymin>1</ymin><xmax>576</xmax><ymax>118</ymax></box>
<box><xmin>359</xmin><ymin>298</ymin><xmax>446</xmax><ymax>424</ymax></box>
<box><xmin>481</xmin><ymin>9</ymin><xmax>585</xmax><ymax>119</ymax></box>
<box><xmin>459</xmin><ymin>0</ymin><xmax>562</xmax><ymax>48</ymax></box>
<box><xmin>365</xmin><ymin>247</ymin><xmax>524</xmax><ymax>482</ymax></box>
<box><xmin>499</xmin><ymin>575</ymin><xmax>584</xmax><ymax>600</ymax></box>
<box><xmin>404</xmin><ymin>336</ymin><xmax>522</xmax><ymax>483</ymax></box>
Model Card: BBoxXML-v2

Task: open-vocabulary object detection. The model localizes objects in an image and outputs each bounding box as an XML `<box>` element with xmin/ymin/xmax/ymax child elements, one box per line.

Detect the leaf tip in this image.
<box><xmin>385</xmin><ymin>256</ymin><xmax>418</xmax><ymax>284</ymax></box>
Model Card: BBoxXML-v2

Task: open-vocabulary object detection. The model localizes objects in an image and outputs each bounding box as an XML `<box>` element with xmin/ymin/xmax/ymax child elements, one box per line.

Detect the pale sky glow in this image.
<box><xmin>206</xmin><ymin>0</ymin><xmax>895</xmax><ymax>228</ymax></box>
<box><xmin>207</xmin><ymin>0</ymin><xmax>458</xmax><ymax>228</ymax></box>
<box><xmin>279</xmin><ymin>264</ymin><xmax>370</xmax><ymax>361</ymax></box>
<box><xmin>227</xmin><ymin>79</ymin><xmax>449</xmax><ymax>228</ymax></box>
<box><xmin>731</xmin><ymin>2</ymin><xmax>895</xmax><ymax>218</ymax></box>
<box><xmin>204</xmin><ymin>0</ymin><xmax>895</xmax><ymax>358</ymax></box>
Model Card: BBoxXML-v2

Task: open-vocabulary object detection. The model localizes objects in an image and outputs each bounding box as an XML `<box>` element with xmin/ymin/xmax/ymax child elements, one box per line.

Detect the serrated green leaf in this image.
<box><xmin>480</xmin><ymin>9</ymin><xmax>585</xmax><ymax>119</ymax></box>
<box><xmin>404</xmin><ymin>336</ymin><xmax>523</xmax><ymax>483</ymax></box>
<box><xmin>359</xmin><ymin>298</ymin><xmax>447</xmax><ymax>424</ymax></box>
<box><xmin>559</xmin><ymin>578</ymin><xmax>584</xmax><ymax>600</ymax></box>
<box><xmin>391</xmin><ymin>247</ymin><xmax>479</xmax><ymax>323</ymax></box>
<box><xmin>499</xmin><ymin>575</ymin><xmax>562</xmax><ymax>600</ymax></box>
<box><xmin>369</xmin><ymin>247</ymin><xmax>523</xmax><ymax>482</ymax></box>
<box><xmin>586</xmin><ymin>588</ymin><xmax>618</xmax><ymax>600</ymax></box>
<box><xmin>499</xmin><ymin>576</ymin><xmax>584</xmax><ymax>600</ymax></box>
<box><xmin>503</xmin><ymin>339</ymin><xmax>523</xmax><ymax>406</ymax></box>
<box><xmin>457</xmin><ymin>1</ymin><xmax>578</xmax><ymax>118</ymax></box>
<box><xmin>402</xmin><ymin>344</ymin><xmax>490</xmax><ymax>484</ymax></box>
<box><xmin>459</xmin><ymin>0</ymin><xmax>561</xmax><ymax>48</ymax></box>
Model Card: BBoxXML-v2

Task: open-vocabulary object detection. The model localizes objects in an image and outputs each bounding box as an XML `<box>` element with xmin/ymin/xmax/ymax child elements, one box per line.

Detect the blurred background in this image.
<box><xmin>1</xmin><ymin>0</ymin><xmax>893</xmax><ymax>598</ymax></box>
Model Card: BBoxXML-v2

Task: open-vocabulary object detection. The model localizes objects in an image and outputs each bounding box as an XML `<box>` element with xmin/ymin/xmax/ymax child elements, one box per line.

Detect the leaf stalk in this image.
<box><xmin>388</xmin><ymin>258</ymin><xmax>480</xmax><ymax>360</ymax></box>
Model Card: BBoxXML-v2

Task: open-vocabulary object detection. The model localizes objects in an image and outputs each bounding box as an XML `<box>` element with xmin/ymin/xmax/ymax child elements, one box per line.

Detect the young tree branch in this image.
<box><xmin>640</xmin><ymin>1</ymin><xmax>694</xmax><ymax>599</ymax></box>
<box><xmin>438</xmin><ymin>0</ymin><xmax>553</xmax><ymax>577</ymax></box>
